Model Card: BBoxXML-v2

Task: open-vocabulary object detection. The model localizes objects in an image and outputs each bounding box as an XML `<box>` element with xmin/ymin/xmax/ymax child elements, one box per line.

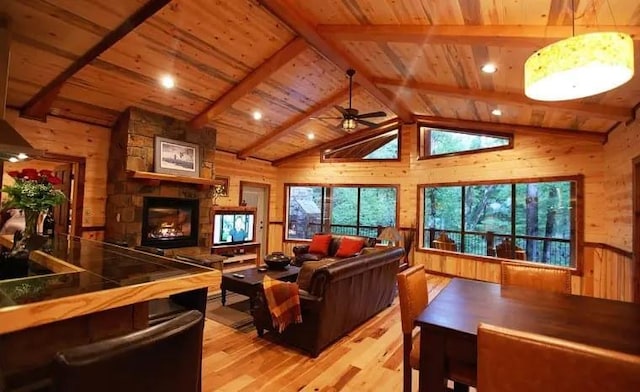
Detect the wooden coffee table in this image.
<box><xmin>220</xmin><ymin>266</ymin><xmax>300</xmax><ymax>308</ymax></box>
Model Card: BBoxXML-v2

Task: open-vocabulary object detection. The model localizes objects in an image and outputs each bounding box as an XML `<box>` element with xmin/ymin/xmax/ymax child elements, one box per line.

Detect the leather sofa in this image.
<box><xmin>252</xmin><ymin>246</ymin><xmax>405</xmax><ymax>357</ymax></box>
<box><xmin>292</xmin><ymin>233</ymin><xmax>377</xmax><ymax>266</ymax></box>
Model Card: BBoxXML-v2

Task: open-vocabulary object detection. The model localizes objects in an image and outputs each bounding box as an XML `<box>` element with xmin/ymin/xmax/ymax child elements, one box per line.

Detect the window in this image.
<box><xmin>322</xmin><ymin>129</ymin><xmax>399</xmax><ymax>162</ymax></box>
<box><xmin>286</xmin><ymin>185</ymin><xmax>398</xmax><ymax>240</ymax></box>
<box><xmin>419</xmin><ymin>125</ymin><xmax>512</xmax><ymax>159</ymax></box>
<box><xmin>420</xmin><ymin>176</ymin><xmax>580</xmax><ymax>268</ymax></box>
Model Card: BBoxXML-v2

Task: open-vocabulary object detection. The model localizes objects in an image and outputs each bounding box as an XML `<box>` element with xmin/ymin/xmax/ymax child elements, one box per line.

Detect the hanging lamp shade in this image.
<box><xmin>524</xmin><ymin>32</ymin><xmax>634</xmax><ymax>101</ymax></box>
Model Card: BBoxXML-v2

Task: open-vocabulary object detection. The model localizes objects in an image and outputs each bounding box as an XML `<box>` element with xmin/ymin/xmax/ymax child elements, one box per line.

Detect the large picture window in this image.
<box><xmin>286</xmin><ymin>185</ymin><xmax>398</xmax><ymax>240</ymax></box>
<box><xmin>420</xmin><ymin>176</ymin><xmax>581</xmax><ymax>268</ymax></box>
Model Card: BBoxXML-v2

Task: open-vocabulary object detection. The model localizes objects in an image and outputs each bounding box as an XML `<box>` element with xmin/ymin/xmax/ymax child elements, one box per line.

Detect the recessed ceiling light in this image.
<box><xmin>491</xmin><ymin>109</ymin><xmax>503</xmax><ymax>116</ymax></box>
<box><xmin>160</xmin><ymin>75</ymin><xmax>175</xmax><ymax>89</ymax></box>
<box><xmin>307</xmin><ymin>133</ymin><xmax>315</xmax><ymax>140</ymax></box>
<box><xmin>8</xmin><ymin>157</ymin><xmax>19</xmax><ymax>163</ymax></box>
<box><xmin>252</xmin><ymin>111</ymin><xmax>262</xmax><ymax>121</ymax></box>
<box><xmin>17</xmin><ymin>153</ymin><xmax>28</xmax><ymax>160</ymax></box>
<box><xmin>481</xmin><ymin>63</ymin><xmax>497</xmax><ymax>74</ymax></box>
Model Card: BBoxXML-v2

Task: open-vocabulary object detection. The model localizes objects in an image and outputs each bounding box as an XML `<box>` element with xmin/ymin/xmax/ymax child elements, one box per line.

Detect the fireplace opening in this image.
<box><xmin>141</xmin><ymin>197</ymin><xmax>199</xmax><ymax>248</ymax></box>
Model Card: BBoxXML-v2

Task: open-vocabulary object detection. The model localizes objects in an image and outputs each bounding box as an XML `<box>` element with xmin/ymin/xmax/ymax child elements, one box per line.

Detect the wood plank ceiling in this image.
<box><xmin>3</xmin><ymin>0</ymin><xmax>640</xmax><ymax>162</ymax></box>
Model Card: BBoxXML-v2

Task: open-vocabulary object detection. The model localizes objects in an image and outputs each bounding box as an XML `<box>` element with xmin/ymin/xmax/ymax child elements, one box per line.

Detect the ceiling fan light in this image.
<box><xmin>524</xmin><ymin>32</ymin><xmax>634</xmax><ymax>101</ymax></box>
<box><xmin>342</xmin><ymin>118</ymin><xmax>357</xmax><ymax>130</ymax></box>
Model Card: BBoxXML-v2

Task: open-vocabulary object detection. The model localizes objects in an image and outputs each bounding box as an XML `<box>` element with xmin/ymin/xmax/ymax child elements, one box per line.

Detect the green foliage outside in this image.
<box><xmin>429</xmin><ymin>128</ymin><xmax>508</xmax><ymax>156</ymax></box>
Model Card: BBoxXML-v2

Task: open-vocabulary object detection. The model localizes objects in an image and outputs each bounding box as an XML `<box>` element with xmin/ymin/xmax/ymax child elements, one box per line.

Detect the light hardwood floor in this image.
<box><xmin>201</xmin><ymin>274</ymin><xmax>451</xmax><ymax>392</ymax></box>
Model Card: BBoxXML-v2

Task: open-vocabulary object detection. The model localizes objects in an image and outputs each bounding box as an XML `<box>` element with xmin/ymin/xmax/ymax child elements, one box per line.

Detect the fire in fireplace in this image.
<box><xmin>141</xmin><ymin>197</ymin><xmax>199</xmax><ymax>248</ymax></box>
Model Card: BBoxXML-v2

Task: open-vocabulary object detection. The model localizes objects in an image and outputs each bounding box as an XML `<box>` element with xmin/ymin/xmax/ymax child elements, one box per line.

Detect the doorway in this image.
<box><xmin>240</xmin><ymin>182</ymin><xmax>270</xmax><ymax>254</ymax></box>
<box><xmin>0</xmin><ymin>153</ymin><xmax>85</xmax><ymax>237</ymax></box>
<box><xmin>633</xmin><ymin>156</ymin><xmax>640</xmax><ymax>303</ymax></box>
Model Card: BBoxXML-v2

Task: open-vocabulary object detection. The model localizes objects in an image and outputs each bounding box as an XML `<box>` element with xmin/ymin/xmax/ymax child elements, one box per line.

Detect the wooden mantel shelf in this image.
<box><xmin>126</xmin><ymin>170</ymin><xmax>223</xmax><ymax>187</ymax></box>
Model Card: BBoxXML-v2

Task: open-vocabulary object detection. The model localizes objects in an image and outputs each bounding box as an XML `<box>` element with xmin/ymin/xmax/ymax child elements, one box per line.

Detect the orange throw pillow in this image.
<box><xmin>335</xmin><ymin>237</ymin><xmax>365</xmax><ymax>258</ymax></box>
<box><xmin>308</xmin><ymin>234</ymin><xmax>332</xmax><ymax>256</ymax></box>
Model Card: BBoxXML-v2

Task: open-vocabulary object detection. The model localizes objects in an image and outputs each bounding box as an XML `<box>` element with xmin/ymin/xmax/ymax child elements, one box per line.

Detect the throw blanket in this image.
<box><xmin>262</xmin><ymin>276</ymin><xmax>302</xmax><ymax>333</ymax></box>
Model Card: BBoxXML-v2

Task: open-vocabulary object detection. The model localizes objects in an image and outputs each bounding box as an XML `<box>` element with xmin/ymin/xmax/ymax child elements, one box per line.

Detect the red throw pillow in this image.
<box><xmin>308</xmin><ymin>234</ymin><xmax>332</xmax><ymax>256</ymax></box>
<box><xmin>335</xmin><ymin>237</ymin><xmax>365</xmax><ymax>258</ymax></box>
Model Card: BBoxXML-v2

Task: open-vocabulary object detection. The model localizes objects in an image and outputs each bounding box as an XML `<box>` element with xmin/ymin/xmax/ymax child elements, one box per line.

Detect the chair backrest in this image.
<box><xmin>433</xmin><ymin>232</ymin><xmax>457</xmax><ymax>251</ymax></box>
<box><xmin>477</xmin><ymin>323</ymin><xmax>640</xmax><ymax>392</ymax></box>
<box><xmin>501</xmin><ymin>261</ymin><xmax>571</xmax><ymax>294</ymax></box>
<box><xmin>396</xmin><ymin>265</ymin><xmax>429</xmax><ymax>335</ymax></box>
<box><xmin>53</xmin><ymin>310</ymin><xmax>203</xmax><ymax>392</ymax></box>
<box><xmin>495</xmin><ymin>238</ymin><xmax>525</xmax><ymax>259</ymax></box>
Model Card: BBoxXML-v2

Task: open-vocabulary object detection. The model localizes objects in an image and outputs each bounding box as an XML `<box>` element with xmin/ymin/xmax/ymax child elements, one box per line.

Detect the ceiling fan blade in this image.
<box><xmin>334</xmin><ymin>105</ymin><xmax>348</xmax><ymax>116</ymax></box>
<box><xmin>356</xmin><ymin>111</ymin><xmax>387</xmax><ymax>119</ymax></box>
<box><xmin>356</xmin><ymin>119</ymin><xmax>380</xmax><ymax>128</ymax></box>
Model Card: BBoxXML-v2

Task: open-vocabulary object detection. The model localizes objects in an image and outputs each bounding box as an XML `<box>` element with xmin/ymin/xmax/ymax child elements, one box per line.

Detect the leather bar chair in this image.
<box><xmin>501</xmin><ymin>261</ymin><xmax>571</xmax><ymax>294</ymax></box>
<box><xmin>397</xmin><ymin>265</ymin><xmax>474</xmax><ymax>392</ymax></box>
<box><xmin>478</xmin><ymin>323</ymin><xmax>640</xmax><ymax>392</ymax></box>
<box><xmin>53</xmin><ymin>310</ymin><xmax>203</xmax><ymax>392</ymax></box>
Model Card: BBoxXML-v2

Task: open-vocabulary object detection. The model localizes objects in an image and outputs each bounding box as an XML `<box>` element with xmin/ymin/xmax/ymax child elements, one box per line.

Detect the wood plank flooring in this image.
<box><xmin>201</xmin><ymin>274</ymin><xmax>451</xmax><ymax>392</ymax></box>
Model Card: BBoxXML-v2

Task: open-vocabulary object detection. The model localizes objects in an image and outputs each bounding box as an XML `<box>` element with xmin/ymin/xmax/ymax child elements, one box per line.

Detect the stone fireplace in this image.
<box><xmin>105</xmin><ymin>107</ymin><xmax>216</xmax><ymax>249</ymax></box>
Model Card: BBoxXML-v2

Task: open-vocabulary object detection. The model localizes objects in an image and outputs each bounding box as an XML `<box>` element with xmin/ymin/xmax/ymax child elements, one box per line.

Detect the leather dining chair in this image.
<box><xmin>501</xmin><ymin>261</ymin><xmax>571</xmax><ymax>294</ymax></box>
<box><xmin>53</xmin><ymin>310</ymin><xmax>203</xmax><ymax>392</ymax></box>
<box><xmin>397</xmin><ymin>265</ymin><xmax>474</xmax><ymax>392</ymax></box>
<box><xmin>477</xmin><ymin>323</ymin><xmax>640</xmax><ymax>391</ymax></box>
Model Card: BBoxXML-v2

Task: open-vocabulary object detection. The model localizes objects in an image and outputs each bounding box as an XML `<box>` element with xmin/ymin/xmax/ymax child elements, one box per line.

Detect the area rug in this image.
<box><xmin>205</xmin><ymin>292</ymin><xmax>254</xmax><ymax>331</ymax></box>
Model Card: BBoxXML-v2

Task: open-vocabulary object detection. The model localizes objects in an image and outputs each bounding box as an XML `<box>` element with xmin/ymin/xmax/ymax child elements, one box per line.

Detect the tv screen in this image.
<box><xmin>213</xmin><ymin>212</ymin><xmax>255</xmax><ymax>245</ymax></box>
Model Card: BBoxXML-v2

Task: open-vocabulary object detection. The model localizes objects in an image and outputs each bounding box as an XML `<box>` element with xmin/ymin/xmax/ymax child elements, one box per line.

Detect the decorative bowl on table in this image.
<box><xmin>264</xmin><ymin>252</ymin><xmax>292</xmax><ymax>270</ymax></box>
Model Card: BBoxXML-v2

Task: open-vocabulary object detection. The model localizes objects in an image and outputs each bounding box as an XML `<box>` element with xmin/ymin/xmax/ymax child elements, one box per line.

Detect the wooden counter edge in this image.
<box><xmin>0</xmin><ymin>270</ymin><xmax>219</xmax><ymax>335</ymax></box>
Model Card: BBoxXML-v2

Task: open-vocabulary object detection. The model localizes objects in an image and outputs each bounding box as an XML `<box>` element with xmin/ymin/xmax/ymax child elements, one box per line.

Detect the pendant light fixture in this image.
<box><xmin>524</xmin><ymin>1</ymin><xmax>634</xmax><ymax>101</ymax></box>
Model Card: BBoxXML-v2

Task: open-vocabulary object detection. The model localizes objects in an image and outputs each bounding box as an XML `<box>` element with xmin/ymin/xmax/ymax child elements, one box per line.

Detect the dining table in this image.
<box><xmin>416</xmin><ymin>278</ymin><xmax>640</xmax><ymax>392</ymax></box>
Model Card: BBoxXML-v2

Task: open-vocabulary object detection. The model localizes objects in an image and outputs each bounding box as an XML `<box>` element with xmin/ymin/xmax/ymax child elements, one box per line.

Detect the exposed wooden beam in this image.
<box><xmin>20</xmin><ymin>0</ymin><xmax>171</xmax><ymax>121</ymax></box>
<box><xmin>317</xmin><ymin>24</ymin><xmax>640</xmax><ymax>47</ymax></box>
<box><xmin>237</xmin><ymin>87</ymin><xmax>350</xmax><ymax>159</ymax></box>
<box><xmin>375</xmin><ymin>78</ymin><xmax>631</xmax><ymax>122</ymax></box>
<box><xmin>415</xmin><ymin>115</ymin><xmax>607</xmax><ymax>143</ymax></box>
<box><xmin>189</xmin><ymin>37</ymin><xmax>308</xmax><ymax>129</ymax></box>
<box><xmin>273</xmin><ymin>118</ymin><xmax>401</xmax><ymax>166</ymax></box>
<box><xmin>258</xmin><ymin>0</ymin><xmax>414</xmax><ymax>124</ymax></box>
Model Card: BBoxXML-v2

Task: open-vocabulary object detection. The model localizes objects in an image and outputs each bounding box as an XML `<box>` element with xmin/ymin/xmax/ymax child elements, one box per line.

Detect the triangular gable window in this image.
<box><xmin>322</xmin><ymin>129</ymin><xmax>399</xmax><ymax>162</ymax></box>
<box><xmin>419</xmin><ymin>125</ymin><xmax>513</xmax><ymax>159</ymax></box>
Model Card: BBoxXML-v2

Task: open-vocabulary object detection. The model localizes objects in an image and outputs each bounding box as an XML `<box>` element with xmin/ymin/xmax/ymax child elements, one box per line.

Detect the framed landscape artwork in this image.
<box><xmin>154</xmin><ymin>137</ymin><xmax>200</xmax><ymax>177</ymax></box>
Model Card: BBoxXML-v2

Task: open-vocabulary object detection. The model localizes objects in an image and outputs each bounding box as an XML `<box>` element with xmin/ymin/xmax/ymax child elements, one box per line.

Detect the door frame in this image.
<box><xmin>34</xmin><ymin>152</ymin><xmax>86</xmax><ymax>237</ymax></box>
<box><xmin>239</xmin><ymin>181</ymin><xmax>270</xmax><ymax>253</ymax></box>
<box><xmin>633</xmin><ymin>155</ymin><xmax>640</xmax><ymax>303</ymax></box>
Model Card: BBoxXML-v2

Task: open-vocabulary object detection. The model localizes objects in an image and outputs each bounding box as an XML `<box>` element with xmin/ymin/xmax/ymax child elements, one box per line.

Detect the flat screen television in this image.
<box><xmin>212</xmin><ymin>211</ymin><xmax>255</xmax><ymax>245</ymax></box>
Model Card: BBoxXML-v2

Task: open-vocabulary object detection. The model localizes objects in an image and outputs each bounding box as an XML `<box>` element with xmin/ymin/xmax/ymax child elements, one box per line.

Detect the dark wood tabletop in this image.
<box><xmin>220</xmin><ymin>266</ymin><xmax>300</xmax><ymax>307</ymax></box>
<box><xmin>416</xmin><ymin>278</ymin><xmax>640</xmax><ymax>391</ymax></box>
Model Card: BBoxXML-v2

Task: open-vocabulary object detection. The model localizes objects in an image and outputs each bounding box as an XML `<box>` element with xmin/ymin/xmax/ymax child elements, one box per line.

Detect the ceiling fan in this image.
<box><xmin>311</xmin><ymin>69</ymin><xmax>387</xmax><ymax>131</ymax></box>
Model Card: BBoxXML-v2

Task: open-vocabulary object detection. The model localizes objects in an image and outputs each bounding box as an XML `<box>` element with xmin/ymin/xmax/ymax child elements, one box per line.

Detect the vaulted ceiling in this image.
<box><xmin>3</xmin><ymin>0</ymin><xmax>640</xmax><ymax>163</ymax></box>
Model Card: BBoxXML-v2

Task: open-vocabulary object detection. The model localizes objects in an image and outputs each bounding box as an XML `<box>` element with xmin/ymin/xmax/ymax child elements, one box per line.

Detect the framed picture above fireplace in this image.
<box><xmin>154</xmin><ymin>136</ymin><xmax>200</xmax><ymax>177</ymax></box>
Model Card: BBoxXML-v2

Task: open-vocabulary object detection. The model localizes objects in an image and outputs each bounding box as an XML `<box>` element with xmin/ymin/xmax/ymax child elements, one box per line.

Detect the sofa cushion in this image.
<box><xmin>308</xmin><ymin>234</ymin><xmax>332</xmax><ymax>256</ymax></box>
<box><xmin>335</xmin><ymin>237</ymin><xmax>365</xmax><ymax>257</ymax></box>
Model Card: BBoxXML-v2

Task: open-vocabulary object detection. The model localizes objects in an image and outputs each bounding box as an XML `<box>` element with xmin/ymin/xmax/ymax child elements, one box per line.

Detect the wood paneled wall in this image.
<box><xmin>603</xmin><ymin>108</ymin><xmax>640</xmax><ymax>251</ymax></box>
<box><xmin>273</xmin><ymin>122</ymin><xmax>639</xmax><ymax>301</ymax></box>
<box><xmin>5</xmin><ymin>109</ymin><xmax>110</xmax><ymax>229</ymax></box>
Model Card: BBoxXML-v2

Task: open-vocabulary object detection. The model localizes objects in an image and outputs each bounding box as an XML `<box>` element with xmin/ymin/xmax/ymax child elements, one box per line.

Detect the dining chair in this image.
<box><xmin>501</xmin><ymin>261</ymin><xmax>571</xmax><ymax>294</ymax></box>
<box><xmin>494</xmin><ymin>238</ymin><xmax>525</xmax><ymax>260</ymax></box>
<box><xmin>397</xmin><ymin>265</ymin><xmax>473</xmax><ymax>392</ymax></box>
<box><xmin>53</xmin><ymin>310</ymin><xmax>203</xmax><ymax>392</ymax></box>
<box><xmin>477</xmin><ymin>323</ymin><xmax>640</xmax><ymax>391</ymax></box>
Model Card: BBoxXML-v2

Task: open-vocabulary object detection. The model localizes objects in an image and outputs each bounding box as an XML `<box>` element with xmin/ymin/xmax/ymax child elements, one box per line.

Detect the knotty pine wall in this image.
<box><xmin>276</xmin><ymin>122</ymin><xmax>637</xmax><ymax>302</ymax></box>
<box><xmin>4</xmin><ymin>109</ymin><xmax>110</xmax><ymax>232</ymax></box>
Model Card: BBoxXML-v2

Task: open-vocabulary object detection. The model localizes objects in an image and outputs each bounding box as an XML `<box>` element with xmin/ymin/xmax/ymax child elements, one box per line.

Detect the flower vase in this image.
<box><xmin>23</xmin><ymin>209</ymin><xmax>40</xmax><ymax>239</ymax></box>
<box><xmin>11</xmin><ymin>209</ymin><xmax>40</xmax><ymax>257</ymax></box>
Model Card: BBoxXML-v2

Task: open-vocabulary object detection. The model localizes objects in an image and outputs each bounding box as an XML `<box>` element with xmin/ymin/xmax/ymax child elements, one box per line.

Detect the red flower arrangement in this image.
<box><xmin>7</xmin><ymin>169</ymin><xmax>62</xmax><ymax>185</ymax></box>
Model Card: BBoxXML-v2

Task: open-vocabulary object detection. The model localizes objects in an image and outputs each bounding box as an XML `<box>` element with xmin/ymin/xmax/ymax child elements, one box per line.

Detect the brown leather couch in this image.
<box><xmin>252</xmin><ymin>246</ymin><xmax>404</xmax><ymax>357</ymax></box>
<box><xmin>292</xmin><ymin>233</ymin><xmax>377</xmax><ymax>266</ymax></box>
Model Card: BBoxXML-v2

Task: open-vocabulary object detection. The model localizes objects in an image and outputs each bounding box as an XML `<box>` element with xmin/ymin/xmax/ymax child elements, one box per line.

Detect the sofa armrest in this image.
<box><xmin>293</xmin><ymin>245</ymin><xmax>310</xmax><ymax>256</ymax></box>
<box><xmin>299</xmin><ymin>290</ymin><xmax>322</xmax><ymax>312</ymax></box>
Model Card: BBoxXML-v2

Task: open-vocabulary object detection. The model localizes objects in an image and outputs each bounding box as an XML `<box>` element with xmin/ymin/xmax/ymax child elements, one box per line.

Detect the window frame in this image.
<box><xmin>417</xmin><ymin>123</ymin><xmax>514</xmax><ymax>160</ymax></box>
<box><xmin>321</xmin><ymin>127</ymin><xmax>402</xmax><ymax>163</ymax></box>
<box><xmin>417</xmin><ymin>175</ymin><xmax>584</xmax><ymax>275</ymax></box>
<box><xmin>284</xmin><ymin>183</ymin><xmax>400</xmax><ymax>242</ymax></box>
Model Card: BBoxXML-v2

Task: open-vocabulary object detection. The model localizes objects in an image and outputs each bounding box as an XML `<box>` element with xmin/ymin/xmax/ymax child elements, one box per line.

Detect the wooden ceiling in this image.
<box><xmin>3</xmin><ymin>0</ymin><xmax>640</xmax><ymax>162</ymax></box>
